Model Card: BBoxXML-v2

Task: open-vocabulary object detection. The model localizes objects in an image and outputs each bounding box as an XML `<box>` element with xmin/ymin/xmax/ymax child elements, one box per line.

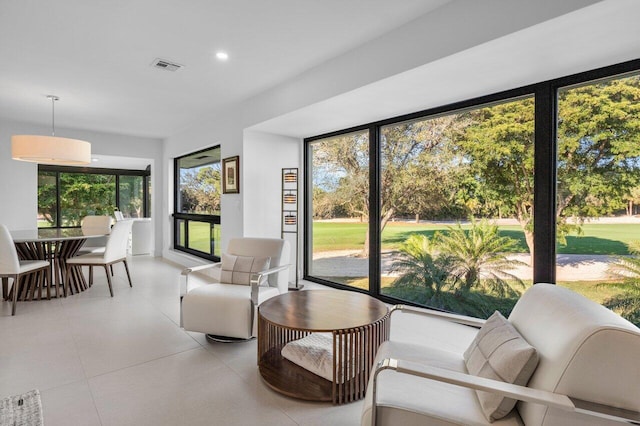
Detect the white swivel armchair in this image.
<box><xmin>181</xmin><ymin>237</ymin><xmax>290</xmax><ymax>342</ymax></box>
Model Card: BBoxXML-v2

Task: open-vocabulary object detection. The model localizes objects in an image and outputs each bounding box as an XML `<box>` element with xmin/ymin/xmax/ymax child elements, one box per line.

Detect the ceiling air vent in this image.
<box><xmin>151</xmin><ymin>58</ymin><xmax>183</xmax><ymax>72</ymax></box>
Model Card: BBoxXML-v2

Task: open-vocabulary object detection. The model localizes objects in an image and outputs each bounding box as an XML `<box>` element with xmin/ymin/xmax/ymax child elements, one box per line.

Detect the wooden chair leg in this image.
<box><xmin>104</xmin><ymin>266</ymin><xmax>114</xmax><ymax>297</ymax></box>
<box><xmin>45</xmin><ymin>264</ymin><xmax>51</xmax><ymax>300</ymax></box>
<box><xmin>123</xmin><ymin>260</ymin><xmax>133</xmax><ymax>287</ymax></box>
<box><xmin>11</xmin><ymin>275</ymin><xmax>19</xmax><ymax>316</ymax></box>
<box><xmin>110</xmin><ymin>265</ymin><xmax>114</xmax><ymax>276</ymax></box>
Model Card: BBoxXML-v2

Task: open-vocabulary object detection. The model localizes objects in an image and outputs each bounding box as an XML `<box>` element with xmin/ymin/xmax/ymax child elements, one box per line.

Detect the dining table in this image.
<box><xmin>10</xmin><ymin>228</ymin><xmax>106</xmax><ymax>300</ymax></box>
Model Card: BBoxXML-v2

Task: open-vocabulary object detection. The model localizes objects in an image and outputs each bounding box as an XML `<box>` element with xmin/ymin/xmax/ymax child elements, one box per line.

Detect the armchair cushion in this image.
<box><xmin>464</xmin><ymin>311</ymin><xmax>539</xmax><ymax>422</ymax></box>
<box><xmin>220</xmin><ymin>254</ymin><xmax>270</xmax><ymax>285</ymax></box>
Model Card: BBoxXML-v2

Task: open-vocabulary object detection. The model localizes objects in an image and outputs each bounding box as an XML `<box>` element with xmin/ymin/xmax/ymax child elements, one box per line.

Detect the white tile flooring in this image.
<box><xmin>0</xmin><ymin>256</ymin><xmax>367</xmax><ymax>426</ymax></box>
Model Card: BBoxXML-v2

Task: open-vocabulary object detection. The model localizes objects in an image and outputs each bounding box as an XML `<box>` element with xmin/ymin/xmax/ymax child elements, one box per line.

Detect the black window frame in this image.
<box><xmin>38</xmin><ymin>164</ymin><xmax>151</xmax><ymax>229</ymax></box>
<box><xmin>172</xmin><ymin>145</ymin><xmax>222</xmax><ymax>262</ymax></box>
<box><xmin>304</xmin><ymin>57</ymin><xmax>640</xmax><ymax>308</ymax></box>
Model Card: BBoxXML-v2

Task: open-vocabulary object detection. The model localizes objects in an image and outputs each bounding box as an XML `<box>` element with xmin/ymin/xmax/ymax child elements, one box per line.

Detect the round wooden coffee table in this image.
<box><xmin>257</xmin><ymin>290</ymin><xmax>390</xmax><ymax>404</ymax></box>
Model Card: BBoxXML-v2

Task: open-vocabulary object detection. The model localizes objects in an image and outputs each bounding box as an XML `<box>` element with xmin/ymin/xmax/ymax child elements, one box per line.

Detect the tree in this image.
<box><xmin>312</xmin><ymin>117</ymin><xmax>466</xmax><ymax>257</ymax></box>
<box><xmin>37</xmin><ymin>172</ymin><xmax>57</xmax><ymax>226</ymax></box>
<box><xmin>557</xmin><ymin>76</ymin><xmax>640</xmax><ymax>223</ymax></box>
<box><xmin>453</xmin><ymin>97</ymin><xmax>536</xmax><ymax>254</ymax></box>
<box><xmin>59</xmin><ymin>173</ymin><xmax>116</xmax><ymax>226</ymax></box>
<box><xmin>179</xmin><ymin>166</ymin><xmax>221</xmax><ymax>214</ymax></box>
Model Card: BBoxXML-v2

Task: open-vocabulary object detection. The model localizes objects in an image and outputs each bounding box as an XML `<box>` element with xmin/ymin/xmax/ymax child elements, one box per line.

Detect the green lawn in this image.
<box><xmin>311</xmin><ymin>221</ymin><xmax>640</xmax><ymax>255</ymax></box>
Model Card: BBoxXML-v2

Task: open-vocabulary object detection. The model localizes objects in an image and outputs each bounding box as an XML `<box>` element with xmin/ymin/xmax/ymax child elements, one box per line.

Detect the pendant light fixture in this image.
<box><xmin>12</xmin><ymin>95</ymin><xmax>91</xmax><ymax>165</ymax></box>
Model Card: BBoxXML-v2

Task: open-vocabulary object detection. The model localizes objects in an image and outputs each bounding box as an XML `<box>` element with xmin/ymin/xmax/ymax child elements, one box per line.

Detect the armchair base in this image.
<box><xmin>206</xmin><ymin>334</ymin><xmax>254</xmax><ymax>343</ymax></box>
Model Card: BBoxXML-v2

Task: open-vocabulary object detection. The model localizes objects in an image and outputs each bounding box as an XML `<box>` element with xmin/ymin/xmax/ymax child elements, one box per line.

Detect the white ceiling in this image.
<box><xmin>251</xmin><ymin>0</ymin><xmax>640</xmax><ymax>138</ymax></box>
<box><xmin>0</xmin><ymin>0</ymin><xmax>451</xmax><ymax>139</ymax></box>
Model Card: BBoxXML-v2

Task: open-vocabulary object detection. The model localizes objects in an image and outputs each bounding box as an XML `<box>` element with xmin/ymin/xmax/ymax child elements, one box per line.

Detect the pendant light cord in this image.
<box><xmin>47</xmin><ymin>95</ymin><xmax>59</xmax><ymax>136</ymax></box>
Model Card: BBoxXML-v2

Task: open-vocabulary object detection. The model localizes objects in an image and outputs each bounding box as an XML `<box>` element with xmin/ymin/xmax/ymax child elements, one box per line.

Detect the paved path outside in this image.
<box><xmin>311</xmin><ymin>250</ymin><xmax>616</xmax><ymax>281</ymax></box>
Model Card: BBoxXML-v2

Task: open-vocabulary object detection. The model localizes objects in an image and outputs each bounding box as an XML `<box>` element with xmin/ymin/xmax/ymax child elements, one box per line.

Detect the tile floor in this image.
<box><xmin>0</xmin><ymin>256</ymin><xmax>370</xmax><ymax>426</ymax></box>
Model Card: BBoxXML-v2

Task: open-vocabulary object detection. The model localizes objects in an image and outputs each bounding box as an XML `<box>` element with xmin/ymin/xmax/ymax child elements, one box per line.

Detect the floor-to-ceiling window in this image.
<box><xmin>379</xmin><ymin>97</ymin><xmax>534</xmax><ymax>318</ymax></box>
<box><xmin>173</xmin><ymin>146</ymin><xmax>222</xmax><ymax>261</ymax></box>
<box><xmin>307</xmin><ymin>130</ymin><xmax>370</xmax><ymax>290</ymax></box>
<box><xmin>38</xmin><ymin>165</ymin><xmax>150</xmax><ymax>228</ymax></box>
<box><xmin>305</xmin><ymin>58</ymin><xmax>640</xmax><ymax>326</ymax></box>
<box><xmin>556</xmin><ymin>72</ymin><xmax>640</xmax><ymax>324</ymax></box>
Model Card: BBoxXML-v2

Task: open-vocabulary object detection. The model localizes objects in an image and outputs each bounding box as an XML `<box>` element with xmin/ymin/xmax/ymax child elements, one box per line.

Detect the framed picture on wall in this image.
<box><xmin>222</xmin><ymin>155</ymin><xmax>240</xmax><ymax>194</ymax></box>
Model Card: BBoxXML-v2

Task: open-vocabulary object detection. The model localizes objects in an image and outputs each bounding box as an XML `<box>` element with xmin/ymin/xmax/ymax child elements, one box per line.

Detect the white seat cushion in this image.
<box><xmin>182</xmin><ymin>283</ymin><xmax>279</xmax><ymax>339</ymax></box>
<box><xmin>67</xmin><ymin>253</ymin><xmax>106</xmax><ymax>265</ymax></box>
<box><xmin>361</xmin><ymin>340</ymin><xmax>523</xmax><ymax>426</ymax></box>
<box><xmin>18</xmin><ymin>260</ymin><xmax>50</xmax><ymax>274</ymax></box>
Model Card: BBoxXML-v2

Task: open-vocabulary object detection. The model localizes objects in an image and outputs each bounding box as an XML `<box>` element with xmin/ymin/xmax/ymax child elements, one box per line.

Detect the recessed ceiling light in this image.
<box><xmin>215</xmin><ymin>51</ymin><xmax>229</xmax><ymax>61</ymax></box>
<box><xmin>92</xmin><ymin>158</ymin><xmax>99</xmax><ymax>162</ymax></box>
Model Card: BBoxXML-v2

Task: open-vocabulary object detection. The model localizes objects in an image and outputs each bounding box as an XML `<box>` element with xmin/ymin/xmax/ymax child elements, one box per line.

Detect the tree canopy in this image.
<box><xmin>311</xmin><ymin>75</ymin><xmax>640</xmax><ymax>256</ymax></box>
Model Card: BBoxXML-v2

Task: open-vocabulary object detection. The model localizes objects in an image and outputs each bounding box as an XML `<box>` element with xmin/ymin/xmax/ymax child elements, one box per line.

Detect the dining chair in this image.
<box><xmin>77</xmin><ymin>215</ymin><xmax>112</xmax><ymax>255</ymax></box>
<box><xmin>66</xmin><ymin>220</ymin><xmax>133</xmax><ymax>297</ymax></box>
<box><xmin>0</xmin><ymin>225</ymin><xmax>51</xmax><ymax>315</ymax></box>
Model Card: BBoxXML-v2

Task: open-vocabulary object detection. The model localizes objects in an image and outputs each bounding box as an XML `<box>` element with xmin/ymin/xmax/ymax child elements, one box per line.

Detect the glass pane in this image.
<box><xmin>187</xmin><ymin>221</ymin><xmax>212</xmax><ymax>254</ymax></box>
<box><xmin>119</xmin><ymin>176</ymin><xmax>144</xmax><ymax>218</ymax></box>
<box><xmin>60</xmin><ymin>173</ymin><xmax>116</xmax><ymax>227</ymax></box>
<box><xmin>381</xmin><ymin>97</ymin><xmax>535</xmax><ymax>319</ymax></box>
<box><xmin>146</xmin><ymin>176</ymin><xmax>152</xmax><ymax>217</ymax></box>
<box><xmin>38</xmin><ymin>171</ymin><xmax>57</xmax><ymax>228</ymax></box>
<box><xmin>177</xmin><ymin>219</ymin><xmax>186</xmax><ymax>246</ymax></box>
<box><xmin>211</xmin><ymin>223</ymin><xmax>221</xmax><ymax>258</ymax></box>
<box><xmin>177</xmin><ymin>147</ymin><xmax>221</xmax><ymax>215</ymax></box>
<box><xmin>557</xmin><ymin>73</ymin><xmax>640</xmax><ymax>326</ymax></box>
<box><xmin>309</xmin><ymin>131</ymin><xmax>369</xmax><ymax>289</ymax></box>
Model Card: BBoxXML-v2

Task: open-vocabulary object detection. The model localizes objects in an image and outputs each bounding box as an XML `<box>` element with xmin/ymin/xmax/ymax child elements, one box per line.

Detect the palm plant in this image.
<box><xmin>436</xmin><ymin>218</ymin><xmax>525</xmax><ymax>298</ymax></box>
<box><xmin>605</xmin><ymin>241</ymin><xmax>640</xmax><ymax>326</ymax></box>
<box><xmin>389</xmin><ymin>234</ymin><xmax>456</xmax><ymax>310</ymax></box>
<box><xmin>389</xmin><ymin>234</ymin><xmax>493</xmax><ymax>316</ymax></box>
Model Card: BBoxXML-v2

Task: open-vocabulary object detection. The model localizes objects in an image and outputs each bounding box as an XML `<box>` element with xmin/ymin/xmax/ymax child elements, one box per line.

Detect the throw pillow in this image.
<box><xmin>464</xmin><ymin>311</ymin><xmax>539</xmax><ymax>422</ymax></box>
<box><xmin>281</xmin><ymin>333</ymin><xmax>357</xmax><ymax>383</ymax></box>
<box><xmin>220</xmin><ymin>254</ymin><xmax>270</xmax><ymax>286</ymax></box>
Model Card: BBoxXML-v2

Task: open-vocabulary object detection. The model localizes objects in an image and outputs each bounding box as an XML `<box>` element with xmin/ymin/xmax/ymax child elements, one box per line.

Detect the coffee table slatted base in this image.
<box><xmin>258</xmin><ymin>311</ymin><xmax>390</xmax><ymax>404</ymax></box>
<box><xmin>259</xmin><ymin>346</ymin><xmax>333</xmax><ymax>402</ymax></box>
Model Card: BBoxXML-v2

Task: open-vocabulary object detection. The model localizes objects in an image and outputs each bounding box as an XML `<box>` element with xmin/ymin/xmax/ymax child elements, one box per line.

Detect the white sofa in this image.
<box><xmin>361</xmin><ymin>284</ymin><xmax>640</xmax><ymax>425</ymax></box>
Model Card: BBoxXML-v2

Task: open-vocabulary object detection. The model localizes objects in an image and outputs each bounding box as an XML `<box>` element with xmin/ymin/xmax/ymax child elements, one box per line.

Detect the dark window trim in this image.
<box><xmin>39</xmin><ymin>164</ymin><xmax>150</xmax><ymax>176</ymax></box>
<box><xmin>38</xmin><ymin>165</ymin><xmax>150</xmax><ymax>228</ymax></box>
<box><xmin>304</xmin><ymin>57</ymin><xmax>640</xmax><ymax>309</ymax></box>
<box><xmin>173</xmin><ymin>145</ymin><xmax>221</xmax><ymax>262</ymax></box>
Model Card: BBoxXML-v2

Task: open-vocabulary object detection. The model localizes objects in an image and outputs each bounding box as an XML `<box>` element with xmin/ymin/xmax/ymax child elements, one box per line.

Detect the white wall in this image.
<box><xmin>0</xmin><ymin>118</ymin><xmax>164</xmax><ymax>255</ymax></box>
<box><xmin>243</xmin><ymin>131</ymin><xmax>302</xmax><ymax>283</ymax></box>
<box><xmin>162</xmin><ymin>107</ymin><xmax>243</xmax><ymax>266</ymax></box>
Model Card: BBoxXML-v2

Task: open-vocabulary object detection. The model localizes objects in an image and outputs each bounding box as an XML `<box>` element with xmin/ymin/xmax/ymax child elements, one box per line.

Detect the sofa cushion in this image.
<box><xmin>464</xmin><ymin>311</ymin><xmax>539</xmax><ymax>422</ymax></box>
<box><xmin>220</xmin><ymin>254</ymin><xmax>270</xmax><ymax>285</ymax></box>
